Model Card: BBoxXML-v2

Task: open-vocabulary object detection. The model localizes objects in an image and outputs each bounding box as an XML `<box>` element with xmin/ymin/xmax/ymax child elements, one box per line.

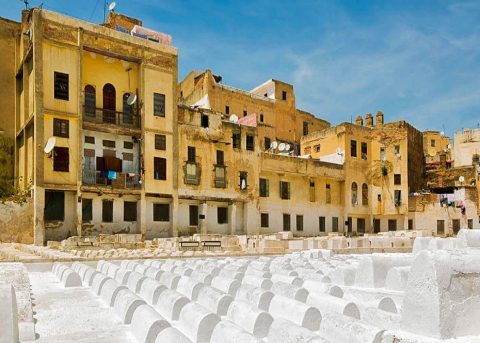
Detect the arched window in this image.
<box><xmin>362</xmin><ymin>183</ymin><xmax>368</xmax><ymax>206</ymax></box>
<box><xmin>351</xmin><ymin>182</ymin><xmax>358</xmax><ymax>205</ymax></box>
<box><xmin>122</xmin><ymin>93</ymin><xmax>133</xmax><ymax>125</ymax></box>
<box><xmin>102</xmin><ymin>83</ymin><xmax>116</xmax><ymax>124</ymax></box>
<box><xmin>84</xmin><ymin>85</ymin><xmax>96</xmax><ymax>117</ymax></box>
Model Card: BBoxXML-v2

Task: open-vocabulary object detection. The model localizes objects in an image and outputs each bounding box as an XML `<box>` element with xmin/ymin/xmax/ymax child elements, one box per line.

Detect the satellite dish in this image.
<box><xmin>108</xmin><ymin>2</ymin><xmax>116</xmax><ymax>11</ymax></box>
<box><xmin>229</xmin><ymin>114</ymin><xmax>239</xmax><ymax>123</ymax></box>
<box><xmin>285</xmin><ymin>144</ymin><xmax>291</xmax><ymax>151</ymax></box>
<box><xmin>459</xmin><ymin>176</ymin><xmax>465</xmax><ymax>183</ymax></box>
<box><xmin>271</xmin><ymin>141</ymin><xmax>278</xmax><ymax>149</ymax></box>
<box><xmin>44</xmin><ymin>137</ymin><xmax>56</xmax><ymax>154</ymax></box>
<box><xmin>278</xmin><ymin>143</ymin><xmax>286</xmax><ymax>152</ymax></box>
<box><xmin>126</xmin><ymin>93</ymin><xmax>137</xmax><ymax>106</ymax></box>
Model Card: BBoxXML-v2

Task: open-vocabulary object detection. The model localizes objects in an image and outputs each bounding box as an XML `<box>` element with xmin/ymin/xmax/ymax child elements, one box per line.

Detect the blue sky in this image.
<box><xmin>2</xmin><ymin>0</ymin><xmax>479</xmax><ymax>136</ymax></box>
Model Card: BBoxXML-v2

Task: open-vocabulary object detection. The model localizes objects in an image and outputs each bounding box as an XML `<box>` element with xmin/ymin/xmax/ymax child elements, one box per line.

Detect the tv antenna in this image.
<box><xmin>20</xmin><ymin>0</ymin><xmax>30</xmax><ymax>10</ymax></box>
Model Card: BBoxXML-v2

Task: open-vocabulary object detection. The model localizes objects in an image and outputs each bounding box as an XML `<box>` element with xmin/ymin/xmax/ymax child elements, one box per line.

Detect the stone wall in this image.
<box><xmin>0</xmin><ymin>199</ymin><xmax>34</xmax><ymax>244</ymax></box>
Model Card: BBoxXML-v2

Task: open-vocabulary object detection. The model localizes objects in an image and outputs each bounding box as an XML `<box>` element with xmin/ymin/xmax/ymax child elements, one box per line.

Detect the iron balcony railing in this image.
<box><xmin>83</xmin><ymin>106</ymin><xmax>140</xmax><ymax>129</ymax></box>
<box><xmin>82</xmin><ymin>169</ymin><xmax>141</xmax><ymax>189</ymax></box>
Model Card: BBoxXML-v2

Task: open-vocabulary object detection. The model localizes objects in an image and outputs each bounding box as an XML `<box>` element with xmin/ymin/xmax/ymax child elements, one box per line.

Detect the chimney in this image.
<box><xmin>365</xmin><ymin>113</ymin><xmax>374</xmax><ymax>127</ymax></box>
<box><xmin>355</xmin><ymin>115</ymin><xmax>363</xmax><ymax>126</ymax></box>
<box><xmin>376</xmin><ymin>111</ymin><xmax>384</xmax><ymax>128</ymax></box>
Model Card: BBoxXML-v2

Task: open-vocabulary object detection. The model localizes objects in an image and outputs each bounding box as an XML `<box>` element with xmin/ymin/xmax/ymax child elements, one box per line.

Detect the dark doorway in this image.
<box><xmin>102</xmin><ymin>83</ymin><xmax>116</xmax><ymax>124</ymax></box>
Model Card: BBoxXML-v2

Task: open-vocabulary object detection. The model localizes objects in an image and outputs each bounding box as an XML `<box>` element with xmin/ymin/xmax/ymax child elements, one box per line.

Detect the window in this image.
<box><xmin>280</xmin><ymin>181</ymin><xmax>290</xmax><ymax>200</ymax></box>
<box><xmin>388</xmin><ymin>219</ymin><xmax>397</xmax><ymax>231</ymax></box>
<box><xmin>319</xmin><ymin>216</ymin><xmax>326</xmax><ymax>232</ymax></box>
<box><xmin>437</xmin><ymin>220</ymin><xmax>445</xmax><ymax>234</ymax></box>
<box><xmin>44</xmin><ymin>191</ymin><xmax>65</xmax><ymax>221</ymax></box>
<box><xmin>216</xmin><ymin>150</ymin><xmax>224</xmax><ymax>166</ymax></box>
<box><xmin>214</xmin><ymin>165</ymin><xmax>226</xmax><ymax>188</ymax></box>
<box><xmin>102</xmin><ymin>200</ymin><xmax>113</xmax><ymax>223</ymax></box>
<box><xmin>84</xmin><ymin>85</ymin><xmax>96</xmax><ymax>117</ymax></box>
<box><xmin>452</xmin><ymin>219</ymin><xmax>460</xmax><ymax>234</ymax></box>
<box><xmin>261</xmin><ymin>213</ymin><xmax>269</xmax><ymax>228</ymax></box>
<box><xmin>185</xmin><ymin>161</ymin><xmax>200</xmax><ymax>185</ymax></box>
<box><xmin>225</xmin><ymin>106</ymin><xmax>230</xmax><ymax>114</ymax></box>
<box><xmin>283</xmin><ymin>214</ymin><xmax>291</xmax><ymax>231</ymax></box>
<box><xmin>54</xmin><ymin>72</ymin><xmax>69</xmax><ymax>100</ymax></box>
<box><xmin>357</xmin><ymin>218</ymin><xmax>365</xmax><ymax>233</ymax></box>
<box><xmin>296</xmin><ymin>215</ymin><xmax>303</xmax><ymax>231</ymax></box>
<box><xmin>309</xmin><ymin>181</ymin><xmax>315</xmax><ymax>202</ymax></box>
<box><xmin>351</xmin><ymin>182</ymin><xmax>358</xmax><ymax>205</ymax></box>
<box><xmin>82</xmin><ymin>198</ymin><xmax>92</xmax><ymax>223</ymax></box>
<box><xmin>431</xmin><ymin>139</ymin><xmax>436</xmax><ymax>147</ymax></box>
<box><xmin>153</xmin><ymin>93</ymin><xmax>165</xmax><ymax>117</ymax></box>
<box><xmin>264</xmin><ymin>137</ymin><xmax>271</xmax><ymax>150</ymax></box>
<box><xmin>243</xmin><ymin>110</ymin><xmax>247</xmax><ymax>117</ymax></box>
<box><xmin>189</xmin><ymin>205</ymin><xmax>198</xmax><ymax>226</ymax></box>
<box><xmin>394</xmin><ymin>145</ymin><xmax>400</xmax><ymax>156</ymax></box>
<box><xmin>122</xmin><ymin>93</ymin><xmax>133</xmax><ymax>124</ymax></box>
<box><xmin>468</xmin><ymin>219</ymin><xmax>473</xmax><ymax>229</ymax></box>
<box><xmin>380</xmin><ymin>147</ymin><xmax>386</xmax><ymax>161</ymax></box>
<box><xmin>155</xmin><ymin>135</ymin><xmax>166</xmax><ymax>150</ymax></box>
<box><xmin>246</xmin><ymin>134</ymin><xmax>254</xmax><ymax>151</ymax></box>
<box><xmin>153</xmin><ymin>204</ymin><xmax>170</xmax><ymax>222</ymax></box>
<box><xmin>187</xmin><ymin>146</ymin><xmax>196</xmax><ymax>163</ymax></box>
<box><xmin>347</xmin><ymin>217</ymin><xmax>352</xmax><ymax>232</ymax></box>
<box><xmin>53</xmin><ymin>147</ymin><xmax>69</xmax><ymax>172</ymax></box>
<box><xmin>332</xmin><ymin>217</ymin><xmax>338</xmax><ymax>232</ymax></box>
<box><xmin>260</xmin><ymin>114</ymin><xmax>264</xmax><ymax>123</ymax></box>
<box><xmin>282</xmin><ymin>91</ymin><xmax>287</xmax><ymax>100</ymax></box>
<box><xmin>53</xmin><ymin>118</ymin><xmax>69</xmax><ymax>138</ymax></box>
<box><xmin>154</xmin><ymin>157</ymin><xmax>167</xmax><ymax>180</ymax></box>
<box><xmin>394</xmin><ymin>174</ymin><xmax>401</xmax><ymax>185</ymax></box>
<box><xmin>326</xmin><ymin>184</ymin><xmax>331</xmax><ymax>204</ymax></box>
<box><xmin>408</xmin><ymin>219</ymin><xmax>413</xmax><ymax>230</ymax></box>
<box><xmin>217</xmin><ymin>207</ymin><xmax>228</xmax><ymax>224</ymax></box>
<box><xmin>232</xmin><ymin>132</ymin><xmax>241</xmax><ymax>149</ymax></box>
<box><xmin>361</xmin><ymin>142</ymin><xmax>367</xmax><ymax>160</ymax></box>
<box><xmin>85</xmin><ymin>136</ymin><xmax>95</xmax><ymax>144</ymax></box>
<box><xmin>201</xmin><ymin>114</ymin><xmax>209</xmax><ymax>128</ymax></box>
<box><xmin>124</xmin><ymin>201</ymin><xmax>137</xmax><ymax>222</ymax></box>
<box><xmin>124</xmin><ymin>141</ymin><xmax>134</xmax><ymax>149</ymax></box>
<box><xmin>314</xmin><ymin>145</ymin><xmax>321</xmax><ymax>153</ymax></box>
<box><xmin>350</xmin><ymin>140</ymin><xmax>357</xmax><ymax>157</ymax></box>
<box><xmin>239</xmin><ymin>171</ymin><xmax>248</xmax><ymax>190</ymax></box>
<box><xmin>374</xmin><ymin>219</ymin><xmax>381</xmax><ymax>233</ymax></box>
<box><xmin>394</xmin><ymin>190</ymin><xmax>402</xmax><ymax>206</ymax></box>
<box><xmin>303</xmin><ymin>122</ymin><xmax>309</xmax><ymax>136</ymax></box>
<box><xmin>103</xmin><ymin>140</ymin><xmax>115</xmax><ymax>148</ymax></box>
<box><xmin>362</xmin><ymin>183</ymin><xmax>368</xmax><ymax>206</ymax></box>
<box><xmin>259</xmin><ymin>178</ymin><xmax>269</xmax><ymax>197</ymax></box>
<box><xmin>102</xmin><ymin>83</ymin><xmax>116</xmax><ymax>124</ymax></box>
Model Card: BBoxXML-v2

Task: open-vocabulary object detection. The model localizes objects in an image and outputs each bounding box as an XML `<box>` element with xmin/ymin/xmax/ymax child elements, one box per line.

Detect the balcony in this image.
<box><xmin>83</xmin><ymin>106</ymin><xmax>140</xmax><ymax>130</ymax></box>
<box><xmin>82</xmin><ymin>169</ymin><xmax>141</xmax><ymax>189</ymax></box>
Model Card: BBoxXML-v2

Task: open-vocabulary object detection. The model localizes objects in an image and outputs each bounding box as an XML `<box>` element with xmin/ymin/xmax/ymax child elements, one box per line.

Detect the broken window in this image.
<box><xmin>246</xmin><ymin>134</ymin><xmax>254</xmax><ymax>151</ymax></box>
<box><xmin>82</xmin><ymin>198</ymin><xmax>92</xmax><ymax>223</ymax></box>
<box><xmin>53</xmin><ymin>118</ymin><xmax>69</xmax><ymax>138</ymax></box>
<box><xmin>153</xmin><ymin>93</ymin><xmax>165</xmax><ymax>117</ymax></box>
<box><xmin>259</xmin><ymin>178</ymin><xmax>269</xmax><ymax>197</ymax></box>
<box><xmin>153</xmin><ymin>203</ymin><xmax>170</xmax><ymax>222</ymax></box>
<box><xmin>283</xmin><ymin>214</ymin><xmax>291</xmax><ymax>231</ymax></box>
<box><xmin>350</xmin><ymin>140</ymin><xmax>357</xmax><ymax>157</ymax></box>
<box><xmin>44</xmin><ymin>191</ymin><xmax>65</xmax><ymax>221</ymax></box>
<box><xmin>296</xmin><ymin>215</ymin><xmax>303</xmax><ymax>231</ymax></box>
<box><xmin>319</xmin><ymin>216</ymin><xmax>326</xmax><ymax>232</ymax></box>
<box><xmin>102</xmin><ymin>200</ymin><xmax>113</xmax><ymax>223</ymax></box>
<box><xmin>123</xmin><ymin>201</ymin><xmax>137</xmax><ymax>222</ymax></box>
<box><xmin>217</xmin><ymin>207</ymin><xmax>228</xmax><ymax>224</ymax></box>
<box><xmin>54</xmin><ymin>71</ymin><xmax>69</xmax><ymax>100</ymax></box>
<box><xmin>155</xmin><ymin>134</ymin><xmax>166</xmax><ymax>150</ymax></box>
<box><xmin>261</xmin><ymin>213</ymin><xmax>269</xmax><ymax>228</ymax></box>
<box><xmin>280</xmin><ymin>181</ymin><xmax>290</xmax><ymax>200</ymax></box>
<box><xmin>53</xmin><ymin>147</ymin><xmax>69</xmax><ymax>172</ymax></box>
<box><xmin>154</xmin><ymin>157</ymin><xmax>167</xmax><ymax>180</ymax></box>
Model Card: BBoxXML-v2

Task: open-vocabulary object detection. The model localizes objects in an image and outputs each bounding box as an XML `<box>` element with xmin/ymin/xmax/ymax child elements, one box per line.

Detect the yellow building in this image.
<box><xmin>14</xmin><ymin>9</ymin><xmax>178</xmax><ymax>244</ymax></box>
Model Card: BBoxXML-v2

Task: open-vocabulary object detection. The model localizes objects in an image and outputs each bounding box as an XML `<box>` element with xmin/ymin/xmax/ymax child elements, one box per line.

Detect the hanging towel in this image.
<box><xmin>107</xmin><ymin>171</ymin><xmax>117</xmax><ymax>180</ymax></box>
